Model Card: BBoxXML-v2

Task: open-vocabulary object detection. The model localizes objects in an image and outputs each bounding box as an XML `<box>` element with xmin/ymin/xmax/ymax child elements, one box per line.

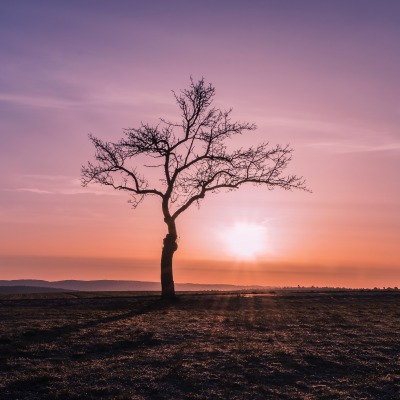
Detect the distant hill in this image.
<box><xmin>0</xmin><ymin>280</ymin><xmax>266</xmax><ymax>292</ymax></box>
<box><xmin>0</xmin><ymin>285</ymin><xmax>73</xmax><ymax>294</ymax></box>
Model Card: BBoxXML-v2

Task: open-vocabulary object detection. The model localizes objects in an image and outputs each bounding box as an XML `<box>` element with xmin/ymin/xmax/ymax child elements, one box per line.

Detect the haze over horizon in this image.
<box><xmin>1</xmin><ymin>1</ymin><xmax>399</xmax><ymax>288</ymax></box>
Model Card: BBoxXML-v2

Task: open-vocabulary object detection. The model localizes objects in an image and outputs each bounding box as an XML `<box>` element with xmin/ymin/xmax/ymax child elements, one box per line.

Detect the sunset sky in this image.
<box><xmin>1</xmin><ymin>0</ymin><xmax>399</xmax><ymax>287</ymax></box>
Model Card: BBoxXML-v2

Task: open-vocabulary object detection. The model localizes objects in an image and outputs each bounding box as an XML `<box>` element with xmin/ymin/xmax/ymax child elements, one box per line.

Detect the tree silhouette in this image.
<box><xmin>82</xmin><ymin>78</ymin><xmax>308</xmax><ymax>299</ymax></box>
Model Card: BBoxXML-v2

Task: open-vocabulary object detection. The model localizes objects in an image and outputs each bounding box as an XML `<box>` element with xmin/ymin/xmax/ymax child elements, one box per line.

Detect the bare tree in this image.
<box><xmin>82</xmin><ymin>78</ymin><xmax>308</xmax><ymax>299</ymax></box>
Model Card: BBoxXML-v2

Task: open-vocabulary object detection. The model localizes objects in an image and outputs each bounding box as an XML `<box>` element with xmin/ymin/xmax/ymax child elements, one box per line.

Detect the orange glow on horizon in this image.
<box><xmin>1</xmin><ymin>2</ymin><xmax>399</xmax><ymax>288</ymax></box>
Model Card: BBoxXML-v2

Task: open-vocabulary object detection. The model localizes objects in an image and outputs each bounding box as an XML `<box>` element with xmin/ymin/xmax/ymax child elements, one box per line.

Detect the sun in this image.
<box><xmin>222</xmin><ymin>222</ymin><xmax>267</xmax><ymax>259</ymax></box>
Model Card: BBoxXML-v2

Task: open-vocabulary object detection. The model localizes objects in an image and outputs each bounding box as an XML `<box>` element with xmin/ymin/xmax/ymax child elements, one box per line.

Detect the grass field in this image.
<box><xmin>0</xmin><ymin>290</ymin><xmax>399</xmax><ymax>399</ymax></box>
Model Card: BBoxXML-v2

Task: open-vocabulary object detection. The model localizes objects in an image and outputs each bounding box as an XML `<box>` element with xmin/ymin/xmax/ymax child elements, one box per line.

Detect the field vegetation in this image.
<box><xmin>0</xmin><ymin>290</ymin><xmax>399</xmax><ymax>399</ymax></box>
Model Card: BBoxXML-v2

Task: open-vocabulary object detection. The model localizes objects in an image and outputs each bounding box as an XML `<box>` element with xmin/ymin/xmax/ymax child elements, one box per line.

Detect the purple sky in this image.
<box><xmin>1</xmin><ymin>1</ymin><xmax>399</xmax><ymax>286</ymax></box>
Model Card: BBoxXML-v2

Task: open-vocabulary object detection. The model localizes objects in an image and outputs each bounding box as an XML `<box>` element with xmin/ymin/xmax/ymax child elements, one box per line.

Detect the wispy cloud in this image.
<box><xmin>307</xmin><ymin>141</ymin><xmax>400</xmax><ymax>154</ymax></box>
<box><xmin>21</xmin><ymin>174</ymin><xmax>77</xmax><ymax>181</ymax></box>
<box><xmin>0</xmin><ymin>90</ymin><xmax>171</xmax><ymax>110</ymax></box>
<box><xmin>0</xmin><ymin>93</ymin><xmax>82</xmax><ymax>110</ymax></box>
<box><xmin>5</xmin><ymin>187</ymin><xmax>119</xmax><ymax>196</ymax></box>
<box><xmin>253</xmin><ymin>112</ymin><xmax>393</xmax><ymax>141</ymax></box>
<box><xmin>16</xmin><ymin>188</ymin><xmax>53</xmax><ymax>194</ymax></box>
<box><xmin>258</xmin><ymin>115</ymin><xmax>346</xmax><ymax>133</ymax></box>
<box><xmin>6</xmin><ymin>175</ymin><xmax>120</xmax><ymax>196</ymax></box>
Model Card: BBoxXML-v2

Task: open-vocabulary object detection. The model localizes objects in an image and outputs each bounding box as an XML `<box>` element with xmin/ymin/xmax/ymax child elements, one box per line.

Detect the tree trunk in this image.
<box><xmin>161</xmin><ymin>219</ymin><xmax>178</xmax><ymax>299</ymax></box>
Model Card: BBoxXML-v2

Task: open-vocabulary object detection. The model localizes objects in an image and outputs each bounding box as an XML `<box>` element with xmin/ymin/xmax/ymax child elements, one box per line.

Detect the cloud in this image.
<box><xmin>21</xmin><ymin>174</ymin><xmax>77</xmax><ymax>181</ymax></box>
<box><xmin>6</xmin><ymin>174</ymin><xmax>120</xmax><ymax>196</ymax></box>
<box><xmin>4</xmin><ymin>187</ymin><xmax>119</xmax><ymax>196</ymax></box>
<box><xmin>259</xmin><ymin>115</ymin><xmax>345</xmax><ymax>133</ymax></box>
<box><xmin>0</xmin><ymin>93</ymin><xmax>82</xmax><ymax>110</ymax></box>
<box><xmin>0</xmin><ymin>90</ymin><xmax>171</xmax><ymax>111</ymax></box>
<box><xmin>16</xmin><ymin>188</ymin><xmax>53</xmax><ymax>194</ymax></box>
<box><xmin>307</xmin><ymin>141</ymin><xmax>400</xmax><ymax>154</ymax></box>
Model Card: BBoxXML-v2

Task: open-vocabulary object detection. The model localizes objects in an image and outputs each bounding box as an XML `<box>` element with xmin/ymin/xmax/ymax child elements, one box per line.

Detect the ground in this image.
<box><xmin>0</xmin><ymin>290</ymin><xmax>399</xmax><ymax>399</ymax></box>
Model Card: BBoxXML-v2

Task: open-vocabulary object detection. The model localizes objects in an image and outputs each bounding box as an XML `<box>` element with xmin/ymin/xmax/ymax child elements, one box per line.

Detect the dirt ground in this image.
<box><xmin>0</xmin><ymin>290</ymin><xmax>399</xmax><ymax>399</ymax></box>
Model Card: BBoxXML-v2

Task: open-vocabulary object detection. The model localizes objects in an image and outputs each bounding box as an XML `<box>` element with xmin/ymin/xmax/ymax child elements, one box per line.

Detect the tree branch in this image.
<box><xmin>82</xmin><ymin>78</ymin><xmax>309</xmax><ymax>216</ymax></box>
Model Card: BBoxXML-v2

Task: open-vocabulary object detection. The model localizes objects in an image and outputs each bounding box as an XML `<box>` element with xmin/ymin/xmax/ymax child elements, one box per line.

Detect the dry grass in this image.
<box><xmin>0</xmin><ymin>291</ymin><xmax>399</xmax><ymax>399</ymax></box>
